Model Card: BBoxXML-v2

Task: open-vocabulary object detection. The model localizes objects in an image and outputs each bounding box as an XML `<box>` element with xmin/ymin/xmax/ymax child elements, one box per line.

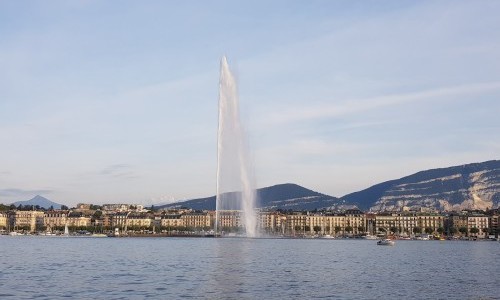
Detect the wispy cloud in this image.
<box><xmin>99</xmin><ymin>164</ymin><xmax>138</xmax><ymax>179</ymax></box>
<box><xmin>0</xmin><ymin>188</ymin><xmax>53</xmax><ymax>198</ymax></box>
<box><xmin>262</xmin><ymin>81</ymin><xmax>500</xmax><ymax>126</ymax></box>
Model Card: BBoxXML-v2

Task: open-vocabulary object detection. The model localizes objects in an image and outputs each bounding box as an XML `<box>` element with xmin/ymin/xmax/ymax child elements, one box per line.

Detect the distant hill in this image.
<box><xmin>11</xmin><ymin>195</ymin><xmax>63</xmax><ymax>209</ymax></box>
<box><xmin>156</xmin><ymin>183</ymin><xmax>344</xmax><ymax>211</ymax></box>
<box><xmin>341</xmin><ymin>160</ymin><xmax>500</xmax><ymax>211</ymax></box>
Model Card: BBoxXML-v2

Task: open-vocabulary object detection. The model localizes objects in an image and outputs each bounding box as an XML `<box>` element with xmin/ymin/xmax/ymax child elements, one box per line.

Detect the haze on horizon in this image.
<box><xmin>1</xmin><ymin>1</ymin><xmax>499</xmax><ymax>207</ymax></box>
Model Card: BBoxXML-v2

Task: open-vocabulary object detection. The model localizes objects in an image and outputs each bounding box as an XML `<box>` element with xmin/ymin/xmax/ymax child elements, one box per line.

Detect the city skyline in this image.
<box><xmin>1</xmin><ymin>1</ymin><xmax>500</xmax><ymax>206</ymax></box>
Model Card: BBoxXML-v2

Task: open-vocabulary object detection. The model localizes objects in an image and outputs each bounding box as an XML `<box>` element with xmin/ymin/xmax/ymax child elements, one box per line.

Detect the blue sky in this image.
<box><xmin>1</xmin><ymin>1</ymin><xmax>499</xmax><ymax>206</ymax></box>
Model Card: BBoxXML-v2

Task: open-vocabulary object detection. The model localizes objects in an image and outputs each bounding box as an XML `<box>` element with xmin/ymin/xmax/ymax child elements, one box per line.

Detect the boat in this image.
<box><xmin>362</xmin><ymin>235</ymin><xmax>377</xmax><ymax>240</ymax></box>
<box><xmin>91</xmin><ymin>233</ymin><xmax>107</xmax><ymax>238</ymax></box>
<box><xmin>377</xmin><ymin>239</ymin><xmax>395</xmax><ymax>246</ymax></box>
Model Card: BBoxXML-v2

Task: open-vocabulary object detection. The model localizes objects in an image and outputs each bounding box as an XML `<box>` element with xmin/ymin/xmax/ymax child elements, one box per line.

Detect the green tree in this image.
<box><xmin>334</xmin><ymin>226</ymin><xmax>342</xmax><ymax>235</ymax></box>
<box><xmin>458</xmin><ymin>227</ymin><xmax>468</xmax><ymax>236</ymax></box>
<box><xmin>313</xmin><ymin>225</ymin><xmax>321</xmax><ymax>234</ymax></box>
<box><xmin>470</xmin><ymin>227</ymin><xmax>479</xmax><ymax>235</ymax></box>
<box><xmin>345</xmin><ymin>226</ymin><xmax>353</xmax><ymax>234</ymax></box>
<box><xmin>304</xmin><ymin>225</ymin><xmax>311</xmax><ymax>232</ymax></box>
<box><xmin>425</xmin><ymin>227</ymin><xmax>434</xmax><ymax>234</ymax></box>
<box><xmin>61</xmin><ymin>205</ymin><xmax>69</xmax><ymax>210</ymax></box>
<box><xmin>389</xmin><ymin>226</ymin><xmax>398</xmax><ymax>234</ymax></box>
<box><xmin>437</xmin><ymin>227</ymin><xmax>444</xmax><ymax>234</ymax></box>
<box><xmin>449</xmin><ymin>227</ymin><xmax>458</xmax><ymax>235</ymax></box>
<box><xmin>294</xmin><ymin>225</ymin><xmax>302</xmax><ymax>232</ymax></box>
<box><xmin>413</xmin><ymin>227</ymin><xmax>422</xmax><ymax>234</ymax></box>
<box><xmin>357</xmin><ymin>226</ymin><xmax>365</xmax><ymax>233</ymax></box>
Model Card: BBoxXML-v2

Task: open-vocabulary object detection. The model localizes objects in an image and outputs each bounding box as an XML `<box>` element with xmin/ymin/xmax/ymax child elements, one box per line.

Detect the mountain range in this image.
<box><xmin>156</xmin><ymin>183</ymin><xmax>346</xmax><ymax>211</ymax></box>
<box><xmin>11</xmin><ymin>195</ymin><xmax>63</xmax><ymax>209</ymax></box>
<box><xmin>341</xmin><ymin>160</ymin><xmax>499</xmax><ymax>211</ymax></box>
<box><xmin>5</xmin><ymin>160</ymin><xmax>499</xmax><ymax>212</ymax></box>
<box><xmin>159</xmin><ymin>160</ymin><xmax>499</xmax><ymax>211</ymax></box>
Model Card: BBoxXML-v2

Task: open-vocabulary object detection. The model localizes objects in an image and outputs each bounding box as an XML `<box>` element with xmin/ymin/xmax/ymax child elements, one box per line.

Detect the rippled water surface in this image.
<box><xmin>0</xmin><ymin>237</ymin><xmax>498</xmax><ymax>299</ymax></box>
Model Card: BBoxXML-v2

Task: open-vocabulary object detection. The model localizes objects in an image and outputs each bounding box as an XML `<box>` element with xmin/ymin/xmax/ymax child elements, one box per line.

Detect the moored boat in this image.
<box><xmin>377</xmin><ymin>239</ymin><xmax>395</xmax><ymax>246</ymax></box>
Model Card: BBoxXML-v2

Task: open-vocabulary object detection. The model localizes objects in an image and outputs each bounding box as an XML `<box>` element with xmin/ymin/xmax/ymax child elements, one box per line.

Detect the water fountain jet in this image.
<box><xmin>215</xmin><ymin>56</ymin><xmax>258</xmax><ymax>238</ymax></box>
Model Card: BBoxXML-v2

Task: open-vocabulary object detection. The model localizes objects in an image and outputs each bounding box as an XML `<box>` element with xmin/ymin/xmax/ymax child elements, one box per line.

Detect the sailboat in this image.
<box><xmin>64</xmin><ymin>223</ymin><xmax>69</xmax><ymax>236</ymax></box>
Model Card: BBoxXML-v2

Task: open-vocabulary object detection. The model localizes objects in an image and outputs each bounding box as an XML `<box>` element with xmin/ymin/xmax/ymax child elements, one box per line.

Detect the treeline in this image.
<box><xmin>0</xmin><ymin>204</ymin><xmax>70</xmax><ymax>211</ymax></box>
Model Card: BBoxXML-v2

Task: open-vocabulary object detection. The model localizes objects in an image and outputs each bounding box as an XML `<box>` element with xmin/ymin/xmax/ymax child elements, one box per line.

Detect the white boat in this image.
<box><xmin>362</xmin><ymin>235</ymin><xmax>378</xmax><ymax>240</ymax></box>
<box><xmin>321</xmin><ymin>235</ymin><xmax>335</xmax><ymax>239</ymax></box>
<box><xmin>64</xmin><ymin>224</ymin><xmax>69</xmax><ymax>236</ymax></box>
<box><xmin>377</xmin><ymin>239</ymin><xmax>395</xmax><ymax>246</ymax></box>
<box><xmin>91</xmin><ymin>233</ymin><xmax>107</xmax><ymax>238</ymax></box>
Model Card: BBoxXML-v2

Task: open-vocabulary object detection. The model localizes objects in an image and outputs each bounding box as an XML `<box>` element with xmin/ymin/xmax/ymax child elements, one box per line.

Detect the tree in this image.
<box><xmin>334</xmin><ymin>226</ymin><xmax>342</xmax><ymax>235</ymax></box>
<box><xmin>458</xmin><ymin>227</ymin><xmax>468</xmax><ymax>236</ymax></box>
<box><xmin>294</xmin><ymin>225</ymin><xmax>302</xmax><ymax>232</ymax></box>
<box><xmin>345</xmin><ymin>226</ymin><xmax>353</xmax><ymax>234</ymax></box>
<box><xmin>389</xmin><ymin>226</ymin><xmax>398</xmax><ymax>234</ymax></box>
<box><xmin>425</xmin><ymin>227</ymin><xmax>434</xmax><ymax>234</ymax></box>
<box><xmin>61</xmin><ymin>205</ymin><xmax>69</xmax><ymax>210</ymax></box>
<box><xmin>413</xmin><ymin>227</ymin><xmax>421</xmax><ymax>234</ymax></box>
<box><xmin>313</xmin><ymin>225</ymin><xmax>321</xmax><ymax>234</ymax></box>
<box><xmin>304</xmin><ymin>225</ymin><xmax>311</xmax><ymax>232</ymax></box>
<box><xmin>449</xmin><ymin>227</ymin><xmax>457</xmax><ymax>235</ymax></box>
<box><xmin>357</xmin><ymin>226</ymin><xmax>365</xmax><ymax>233</ymax></box>
<box><xmin>437</xmin><ymin>227</ymin><xmax>444</xmax><ymax>234</ymax></box>
<box><xmin>470</xmin><ymin>228</ymin><xmax>480</xmax><ymax>235</ymax></box>
<box><xmin>482</xmin><ymin>228</ymin><xmax>489</xmax><ymax>235</ymax></box>
<box><xmin>378</xmin><ymin>227</ymin><xmax>386</xmax><ymax>233</ymax></box>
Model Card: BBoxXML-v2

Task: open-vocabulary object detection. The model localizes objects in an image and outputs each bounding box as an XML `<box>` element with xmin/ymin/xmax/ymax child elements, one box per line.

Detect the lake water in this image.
<box><xmin>0</xmin><ymin>237</ymin><xmax>498</xmax><ymax>299</ymax></box>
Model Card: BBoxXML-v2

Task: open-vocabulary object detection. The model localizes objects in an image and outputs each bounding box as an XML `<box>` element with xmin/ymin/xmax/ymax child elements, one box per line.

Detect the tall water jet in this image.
<box><xmin>215</xmin><ymin>56</ymin><xmax>258</xmax><ymax>237</ymax></box>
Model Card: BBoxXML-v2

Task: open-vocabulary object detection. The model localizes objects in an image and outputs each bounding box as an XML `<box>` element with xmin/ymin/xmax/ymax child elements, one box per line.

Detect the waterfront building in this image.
<box><xmin>258</xmin><ymin>211</ymin><xmax>282</xmax><ymax>233</ymax></box>
<box><xmin>102</xmin><ymin>204</ymin><xmax>131</xmax><ymax>212</ymax></box>
<box><xmin>126</xmin><ymin>213</ymin><xmax>153</xmax><ymax>229</ymax></box>
<box><xmin>306</xmin><ymin>213</ymin><xmax>327</xmax><ymax>235</ymax></box>
<box><xmin>111</xmin><ymin>212</ymin><xmax>129</xmax><ymax>229</ymax></box>
<box><xmin>467</xmin><ymin>214</ymin><xmax>489</xmax><ymax>238</ymax></box>
<box><xmin>283</xmin><ymin>212</ymin><xmax>307</xmax><ymax>235</ymax></box>
<box><xmin>324</xmin><ymin>214</ymin><xmax>346</xmax><ymax>236</ymax></box>
<box><xmin>0</xmin><ymin>212</ymin><xmax>7</xmax><ymax>230</ymax></box>
<box><xmin>13</xmin><ymin>211</ymin><xmax>45</xmax><ymax>232</ymax></box>
<box><xmin>44</xmin><ymin>210</ymin><xmax>69</xmax><ymax>231</ymax></box>
<box><xmin>67</xmin><ymin>212</ymin><xmax>92</xmax><ymax>227</ymax></box>
<box><xmin>488</xmin><ymin>210</ymin><xmax>499</xmax><ymax>237</ymax></box>
<box><xmin>417</xmin><ymin>214</ymin><xmax>444</xmax><ymax>234</ymax></box>
<box><xmin>217</xmin><ymin>210</ymin><xmax>242</xmax><ymax>230</ymax></box>
<box><xmin>394</xmin><ymin>212</ymin><xmax>418</xmax><ymax>236</ymax></box>
<box><xmin>374</xmin><ymin>213</ymin><xmax>397</xmax><ymax>235</ymax></box>
<box><xmin>182</xmin><ymin>211</ymin><xmax>212</xmax><ymax>229</ymax></box>
<box><xmin>161</xmin><ymin>214</ymin><xmax>184</xmax><ymax>228</ymax></box>
<box><xmin>448</xmin><ymin>212</ymin><xmax>470</xmax><ymax>236</ymax></box>
<box><xmin>344</xmin><ymin>209</ymin><xmax>366</xmax><ymax>235</ymax></box>
<box><xmin>101</xmin><ymin>213</ymin><xmax>113</xmax><ymax>228</ymax></box>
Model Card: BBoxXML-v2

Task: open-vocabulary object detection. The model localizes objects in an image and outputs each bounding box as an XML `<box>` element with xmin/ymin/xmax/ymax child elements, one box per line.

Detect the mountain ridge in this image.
<box><xmin>156</xmin><ymin>183</ymin><xmax>343</xmax><ymax>211</ymax></box>
<box><xmin>341</xmin><ymin>160</ymin><xmax>500</xmax><ymax>211</ymax></box>
<box><xmin>11</xmin><ymin>195</ymin><xmax>63</xmax><ymax>209</ymax></box>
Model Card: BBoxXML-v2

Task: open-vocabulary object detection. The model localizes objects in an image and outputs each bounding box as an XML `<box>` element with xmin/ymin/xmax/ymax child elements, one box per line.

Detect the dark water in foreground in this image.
<box><xmin>0</xmin><ymin>237</ymin><xmax>498</xmax><ymax>299</ymax></box>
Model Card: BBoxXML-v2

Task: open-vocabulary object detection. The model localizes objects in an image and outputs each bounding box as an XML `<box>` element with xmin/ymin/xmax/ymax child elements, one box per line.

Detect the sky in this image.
<box><xmin>1</xmin><ymin>1</ymin><xmax>499</xmax><ymax>207</ymax></box>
